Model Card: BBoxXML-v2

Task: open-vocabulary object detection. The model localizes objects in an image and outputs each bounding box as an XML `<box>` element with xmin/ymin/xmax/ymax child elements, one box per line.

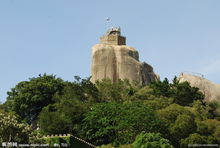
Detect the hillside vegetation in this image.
<box><xmin>0</xmin><ymin>74</ymin><xmax>220</xmax><ymax>147</ymax></box>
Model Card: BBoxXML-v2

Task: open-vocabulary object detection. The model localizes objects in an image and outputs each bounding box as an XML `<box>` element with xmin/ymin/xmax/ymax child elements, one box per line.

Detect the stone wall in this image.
<box><xmin>100</xmin><ymin>35</ymin><xmax>126</xmax><ymax>45</ymax></box>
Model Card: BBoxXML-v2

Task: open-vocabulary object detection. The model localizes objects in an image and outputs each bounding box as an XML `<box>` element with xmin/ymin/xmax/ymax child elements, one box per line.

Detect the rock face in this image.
<box><xmin>178</xmin><ymin>73</ymin><xmax>220</xmax><ymax>102</ymax></box>
<box><xmin>91</xmin><ymin>27</ymin><xmax>159</xmax><ymax>85</ymax></box>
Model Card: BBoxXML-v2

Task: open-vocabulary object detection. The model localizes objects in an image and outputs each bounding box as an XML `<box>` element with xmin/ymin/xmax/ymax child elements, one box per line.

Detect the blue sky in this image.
<box><xmin>0</xmin><ymin>0</ymin><xmax>220</xmax><ymax>103</ymax></box>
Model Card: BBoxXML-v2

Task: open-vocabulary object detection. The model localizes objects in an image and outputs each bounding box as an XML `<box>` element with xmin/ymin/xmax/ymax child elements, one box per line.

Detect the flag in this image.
<box><xmin>106</xmin><ymin>17</ymin><xmax>110</xmax><ymax>22</ymax></box>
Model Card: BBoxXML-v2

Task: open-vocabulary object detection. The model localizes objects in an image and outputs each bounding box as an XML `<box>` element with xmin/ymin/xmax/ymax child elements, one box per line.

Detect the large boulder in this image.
<box><xmin>91</xmin><ymin>44</ymin><xmax>159</xmax><ymax>85</ymax></box>
<box><xmin>178</xmin><ymin>73</ymin><xmax>220</xmax><ymax>102</ymax></box>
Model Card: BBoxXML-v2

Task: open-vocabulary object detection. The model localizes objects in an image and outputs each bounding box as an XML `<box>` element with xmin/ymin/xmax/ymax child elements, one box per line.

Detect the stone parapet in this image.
<box><xmin>100</xmin><ymin>35</ymin><xmax>126</xmax><ymax>45</ymax></box>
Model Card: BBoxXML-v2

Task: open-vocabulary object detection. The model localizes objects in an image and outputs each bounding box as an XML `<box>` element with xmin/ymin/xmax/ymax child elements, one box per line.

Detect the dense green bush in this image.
<box><xmin>81</xmin><ymin>102</ymin><xmax>165</xmax><ymax>146</ymax></box>
<box><xmin>180</xmin><ymin>133</ymin><xmax>218</xmax><ymax>147</ymax></box>
<box><xmin>132</xmin><ymin>132</ymin><xmax>173</xmax><ymax>148</ymax></box>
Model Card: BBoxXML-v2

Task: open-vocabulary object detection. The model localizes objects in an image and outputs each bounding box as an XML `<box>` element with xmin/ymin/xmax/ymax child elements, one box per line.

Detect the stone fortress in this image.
<box><xmin>91</xmin><ymin>27</ymin><xmax>159</xmax><ymax>85</ymax></box>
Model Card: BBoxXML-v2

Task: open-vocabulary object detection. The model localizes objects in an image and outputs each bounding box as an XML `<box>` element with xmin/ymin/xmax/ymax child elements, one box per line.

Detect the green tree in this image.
<box><xmin>82</xmin><ymin>102</ymin><xmax>164</xmax><ymax>146</ymax></box>
<box><xmin>202</xmin><ymin>119</ymin><xmax>220</xmax><ymax>143</ymax></box>
<box><xmin>189</xmin><ymin>100</ymin><xmax>210</xmax><ymax>120</ymax></box>
<box><xmin>6</xmin><ymin>74</ymin><xmax>65</xmax><ymax>123</ymax></box>
<box><xmin>95</xmin><ymin>79</ymin><xmax>136</xmax><ymax>102</ymax></box>
<box><xmin>203</xmin><ymin>119</ymin><xmax>220</xmax><ymax>134</ymax></box>
<box><xmin>157</xmin><ymin>104</ymin><xmax>194</xmax><ymax>125</ymax></box>
<box><xmin>180</xmin><ymin>133</ymin><xmax>217</xmax><ymax>147</ymax></box>
<box><xmin>206</xmin><ymin>101</ymin><xmax>220</xmax><ymax>120</ymax></box>
<box><xmin>171</xmin><ymin>81</ymin><xmax>204</xmax><ymax>106</ymax></box>
<box><xmin>170</xmin><ymin>114</ymin><xmax>196</xmax><ymax>141</ymax></box>
<box><xmin>149</xmin><ymin>77</ymin><xmax>204</xmax><ymax>106</ymax></box>
<box><xmin>0</xmin><ymin>99</ymin><xmax>14</xmax><ymax>113</ymax></box>
<box><xmin>130</xmin><ymin>86</ymin><xmax>154</xmax><ymax>101</ymax></box>
<box><xmin>150</xmin><ymin>78</ymin><xmax>171</xmax><ymax>97</ymax></box>
<box><xmin>38</xmin><ymin>77</ymin><xmax>99</xmax><ymax>135</ymax></box>
<box><xmin>39</xmin><ymin>98</ymin><xmax>87</xmax><ymax>135</ymax></box>
<box><xmin>72</xmin><ymin>76</ymin><xmax>100</xmax><ymax>103</ymax></box>
<box><xmin>132</xmin><ymin>132</ymin><xmax>173</xmax><ymax>148</ymax></box>
<box><xmin>196</xmin><ymin>121</ymin><xmax>210</xmax><ymax>136</ymax></box>
<box><xmin>0</xmin><ymin>111</ymin><xmax>31</xmax><ymax>143</ymax></box>
<box><xmin>213</xmin><ymin>126</ymin><xmax>220</xmax><ymax>144</ymax></box>
<box><xmin>144</xmin><ymin>97</ymin><xmax>173</xmax><ymax>110</ymax></box>
<box><xmin>157</xmin><ymin>104</ymin><xmax>196</xmax><ymax>146</ymax></box>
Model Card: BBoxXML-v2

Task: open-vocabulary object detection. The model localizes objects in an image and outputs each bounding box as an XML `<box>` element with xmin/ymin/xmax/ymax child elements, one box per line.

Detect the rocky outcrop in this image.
<box><xmin>178</xmin><ymin>73</ymin><xmax>220</xmax><ymax>102</ymax></box>
<box><xmin>91</xmin><ymin>44</ymin><xmax>159</xmax><ymax>85</ymax></box>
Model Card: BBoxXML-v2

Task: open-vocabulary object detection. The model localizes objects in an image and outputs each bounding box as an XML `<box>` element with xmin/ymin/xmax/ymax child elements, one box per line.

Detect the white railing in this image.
<box><xmin>180</xmin><ymin>71</ymin><xmax>204</xmax><ymax>78</ymax></box>
<box><xmin>43</xmin><ymin>134</ymin><xmax>96</xmax><ymax>148</ymax></box>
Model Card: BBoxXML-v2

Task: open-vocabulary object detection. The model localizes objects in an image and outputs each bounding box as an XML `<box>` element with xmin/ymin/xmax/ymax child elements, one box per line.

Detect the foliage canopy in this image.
<box><xmin>1</xmin><ymin>75</ymin><xmax>219</xmax><ymax>147</ymax></box>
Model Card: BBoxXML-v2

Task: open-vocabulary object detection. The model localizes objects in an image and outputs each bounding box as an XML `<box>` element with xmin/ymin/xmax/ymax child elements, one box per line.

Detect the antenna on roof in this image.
<box><xmin>106</xmin><ymin>17</ymin><xmax>111</xmax><ymax>30</ymax></box>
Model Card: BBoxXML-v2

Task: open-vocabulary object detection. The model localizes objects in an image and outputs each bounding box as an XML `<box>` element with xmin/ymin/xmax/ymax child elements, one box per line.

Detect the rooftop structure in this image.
<box><xmin>100</xmin><ymin>27</ymin><xmax>126</xmax><ymax>45</ymax></box>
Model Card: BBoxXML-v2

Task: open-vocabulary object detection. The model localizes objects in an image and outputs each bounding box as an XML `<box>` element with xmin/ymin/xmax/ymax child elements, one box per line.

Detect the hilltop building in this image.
<box><xmin>91</xmin><ymin>27</ymin><xmax>159</xmax><ymax>85</ymax></box>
